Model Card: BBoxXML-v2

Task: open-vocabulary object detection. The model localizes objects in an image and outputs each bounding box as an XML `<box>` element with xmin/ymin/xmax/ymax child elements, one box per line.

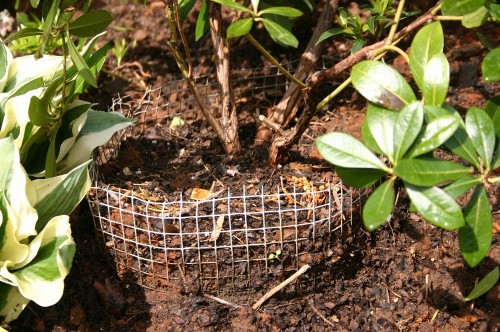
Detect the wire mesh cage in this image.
<box><xmin>88</xmin><ymin>68</ymin><xmax>367</xmax><ymax>295</ymax></box>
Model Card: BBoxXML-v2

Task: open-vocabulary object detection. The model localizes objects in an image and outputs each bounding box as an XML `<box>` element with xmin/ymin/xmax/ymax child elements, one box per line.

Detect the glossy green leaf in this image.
<box><xmin>66</xmin><ymin>32</ymin><xmax>97</xmax><ymax>88</ymax></box>
<box><xmin>409</xmin><ymin>21</ymin><xmax>443</xmax><ymax>93</ymax></box>
<box><xmin>395</xmin><ymin>159</ymin><xmax>473</xmax><ymax>186</ymax></box>
<box><xmin>464</xmin><ymin>267</ymin><xmax>499</xmax><ymax>301</ymax></box>
<box><xmin>441</xmin><ymin>0</ymin><xmax>485</xmax><ymax>15</ymax></box>
<box><xmin>443</xmin><ymin>176</ymin><xmax>482</xmax><ymax>199</ymax></box>
<box><xmin>195</xmin><ymin>0</ymin><xmax>210</xmax><ymax>41</ymax></box>
<box><xmin>261</xmin><ymin>18</ymin><xmax>299</xmax><ymax>48</ymax></box>
<box><xmin>422</xmin><ymin>53</ymin><xmax>449</xmax><ymax>106</ymax></box>
<box><xmin>462</xmin><ymin>5</ymin><xmax>489</xmax><ymax>28</ymax></box>
<box><xmin>361</xmin><ymin>120</ymin><xmax>383</xmax><ymax>155</ymax></box>
<box><xmin>316</xmin><ymin>132</ymin><xmax>390</xmax><ymax>170</ymax></box>
<box><xmin>366</xmin><ymin>105</ymin><xmax>398</xmax><ymax>162</ymax></box>
<box><xmin>459</xmin><ymin>185</ymin><xmax>492</xmax><ymax>267</ymax></box>
<box><xmin>407</xmin><ymin>115</ymin><xmax>460</xmax><ymax>158</ymax></box>
<box><xmin>227</xmin><ymin>18</ymin><xmax>254</xmax><ymax>38</ymax></box>
<box><xmin>335</xmin><ymin>166</ymin><xmax>387</xmax><ymax>188</ymax></box>
<box><xmin>405</xmin><ymin>183</ymin><xmax>465</xmax><ymax>229</ymax></box>
<box><xmin>259</xmin><ymin>7</ymin><xmax>302</xmax><ymax>17</ymax></box>
<box><xmin>394</xmin><ymin>102</ymin><xmax>424</xmax><ymax>162</ymax></box>
<box><xmin>363</xmin><ymin>177</ymin><xmax>396</xmax><ymax>231</ymax></box>
<box><xmin>68</xmin><ymin>10</ymin><xmax>112</xmax><ymax>38</ymax></box>
<box><xmin>466</xmin><ymin>107</ymin><xmax>495</xmax><ymax>170</ymax></box>
<box><xmin>351</xmin><ymin>60</ymin><xmax>416</xmax><ymax>111</ymax></box>
<box><xmin>179</xmin><ymin>0</ymin><xmax>197</xmax><ymax>22</ymax></box>
<box><xmin>211</xmin><ymin>0</ymin><xmax>253</xmax><ymax>14</ymax></box>
<box><xmin>488</xmin><ymin>3</ymin><xmax>500</xmax><ymax>20</ymax></box>
<box><xmin>485</xmin><ymin>95</ymin><xmax>500</xmax><ymax>138</ymax></box>
<box><xmin>482</xmin><ymin>48</ymin><xmax>500</xmax><ymax>82</ymax></box>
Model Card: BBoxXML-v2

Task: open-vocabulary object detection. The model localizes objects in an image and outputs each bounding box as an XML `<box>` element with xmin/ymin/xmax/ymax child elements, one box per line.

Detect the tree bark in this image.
<box><xmin>208</xmin><ymin>1</ymin><xmax>241</xmax><ymax>154</ymax></box>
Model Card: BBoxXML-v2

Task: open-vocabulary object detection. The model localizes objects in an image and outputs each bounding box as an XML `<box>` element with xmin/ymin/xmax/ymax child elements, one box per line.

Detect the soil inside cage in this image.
<box><xmin>87</xmin><ymin>81</ymin><xmax>365</xmax><ymax>297</ymax></box>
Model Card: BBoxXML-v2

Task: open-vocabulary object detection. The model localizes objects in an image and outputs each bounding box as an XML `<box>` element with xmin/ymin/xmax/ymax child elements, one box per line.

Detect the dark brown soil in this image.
<box><xmin>7</xmin><ymin>1</ymin><xmax>500</xmax><ymax>331</ymax></box>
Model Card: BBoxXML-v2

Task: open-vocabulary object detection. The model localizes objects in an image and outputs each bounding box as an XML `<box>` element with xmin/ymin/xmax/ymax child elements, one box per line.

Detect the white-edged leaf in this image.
<box><xmin>0</xmin><ymin>44</ymin><xmax>13</xmax><ymax>93</ymax></box>
<box><xmin>316</xmin><ymin>132</ymin><xmax>390</xmax><ymax>171</ymax></box>
<box><xmin>0</xmin><ymin>215</ymin><xmax>75</xmax><ymax>307</ymax></box>
<box><xmin>0</xmin><ymin>283</ymin><xmax>30</xmax><ymax>325</ymax></box>
<box><xmin>56</xmin><ymin>111</ymin><xmax>134</xmax><ymax>174</ymax></box>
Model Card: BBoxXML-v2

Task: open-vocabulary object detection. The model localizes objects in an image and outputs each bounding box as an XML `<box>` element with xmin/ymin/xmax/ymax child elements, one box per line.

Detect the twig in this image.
<box><xmin>203</xmin><ymin>294</ymin><xmax>242</xmax><ymax>309</ymax></box>
<box><xmin>258</xmin><ymin>115</ymin><xmax>286</xmax><ymax>135</ymax></box>
<box><xmin>309</xmin><ymin>301</ymin><xmax>336</xmax><ymax>328</ymax></box>
<box><xmin>252</xmin><ymin>264</ymin><xmax>311</xmax><ymax>310</ymax></box>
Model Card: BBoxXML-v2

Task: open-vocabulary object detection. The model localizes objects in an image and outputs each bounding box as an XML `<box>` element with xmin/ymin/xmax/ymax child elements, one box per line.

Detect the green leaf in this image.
<box><xmin>424</xmin><ymin>105</ymin><xmax>481</xmax><ymax>168</ymax></box>
<box><xmin>462</xmin><ymin>5</ymin><xmax>489</xmax><ymax>28</ymax></box>
<box><xmin>227</xmin><ymin>18</ymin><xmax>254</xmax><ymax>38</ymax></box>
<box><xmin>3</xmin><ymin>27</ymin><xmax>44</xmax><ymax>45</ymax></box>
<box><xmin>38</xmin><ymin>0</ymin><xmax>60</xmax><ymax>56</ymax></box>
<box><xmin>179</xmin><ymin>0</ymin><xmax>197</xmax><ymax>22</ymax></box>
<box><xmin>0</xmin><ymin>43</ymin><xmax>11</xmax><ymax>93</ymax></box>
<box><xmin>363</xmin><ymin>177</ymin><xmax>396</xmax><ymax>231</ymax></box>
<box><xmin>405</xmin><ymin>183</ymin><xmax>465</xmax><ymax>229</ymax></box>
<box><xmin>351</xmin><ymin>38</ymin><xmax>365</xmax><ymax>54</ymax></box>
<box><xmin>28</xmin><ymin>96</ymin><xmax>56</xmax><ymax>126</ymax></box>
<box><xmin>335</xmin><ymin>166</ymin><xmax>387</xmax><ymax>188</ymax></box>
<box><xmin>443</xmin><ymin>176</ymin><xmax>482</xmax><ymax>199</ymax></box>
<box><xmin>422</xmin><ymin>53</ymin><xmax>449</xmax><ymax>106</ymax></box>
<box><xmin>409</xmin><ymin>21</ymin><xmax>444</xmax><ymax>93</ymax></box>
<box><xmin>316</xmin><ymin>132</ymin><xmax>390</xmax><ymax>171</ymax></box>
<box><xmin>407</xmin><ymin>115</ymin><xmax>460</xmax><ymax>158</ymax></box>
<box><xmin>72</xmin><ymin>42</ymin><xmax>111</xmax><ymax>95</ymax></box>
<box><xmin>365</xmin><ymin>104</ymin><xmax>398</xmax><ymax>162</ymax></box>
<box><xmin>482</xmin><ymin>48</ymin><xmax>500</xmax><ymax>82</ymax></box>
<box><xmin>0</xmin><ymin>283</ymin><xmax>30</xmax><ymax>325</ymax></box>
<box><xmin>45</xmin><ymin>136</ymin><xmax>57</xmax><ymax>178</ymax></box>
<box><xmin>466</xmin><ymin>107</ymin><xmax>495</xmax><ymax>170</ymax></box>
<box><xmin>211</xmin><ymin>0</ymin><xmax>253</xmax><ymax>14</ymax></box>
<box><xmin>361</xmin><ymin>120</ymin><xmax>383</xmax><ymax>155</ymax></box>
<box><xmin>464</xmin><ymin>267</ymin><xmax>499</xmax><ymax>301</ymax></box>
<box><xmin>68</xmin><ymin>10</ymin><xmax>113</xmax><ymax>38</ymax></box>
<box><xmin>261</xmin><ymin>18</ymin><xmax>299</xmax><ymax>48</ymax></box>
<box><xmin>485</xmin><ymin>95</ymin><xmax>500</xmax><ymax>138</ymax></box>
<box><xmin>351</xmin><ymin>60</ymin><xmax>416</xmax><ymax>111</ymax></box>
<box><xmin>394</xmin><ymin>102</ymin><xmax>424</xmax><ymax>162</ymax></box>
<box><xmin>66</xmin><ymin>32</ymin><xmax>97</xmax><ymax>88</ymax></box>
<box><xmin>258</xmin><ymin>7</ymin><xmax>303</xmax><ymax>17</ymax></box>
<box><xmin>459</xmin><ymin>185</ymin><xmax>492</xmax><ymax>267</ymax></box>
<box><xmin>195</xmin><ymin>0</ymin><xmax>210</xmax><ymax>41</ymax></box>
<box><xmin>33</xmin><ymin>161</ymin><xmax>91</xmax><ymax>232</ymax></box>
<box><xmin>395</xmin><ymin>159</ymin><xmax>473</xmax><ymax>186</ymax></box>
<box><xmin>315</xmin><ymin>28</ymin><xmax>344</xmax><ymax>45</ymax></box>
<box><xmin>488</xmin><ymin>3</ymin><xmax>500</xmax><ymax>20</ymax></box>
<box><xmin>441</xmin><ymin>0</ymin><xmax>485</xmax><ymax>15</ymax></box>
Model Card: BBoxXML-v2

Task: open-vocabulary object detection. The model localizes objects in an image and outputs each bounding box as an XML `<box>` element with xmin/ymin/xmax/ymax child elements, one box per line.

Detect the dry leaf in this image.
<box><xmin>190</xmin><ymin>187</ymin><xmax>210</xmax><ymax>200</ymax></box>
<box><xmin>209</xmin><ymin>215</ymin><xmax>225</xmax><ymax>241</ymax></box>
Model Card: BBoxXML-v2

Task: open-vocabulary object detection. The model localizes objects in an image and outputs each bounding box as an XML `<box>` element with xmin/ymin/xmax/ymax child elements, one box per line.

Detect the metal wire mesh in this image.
<box><xmin>88</xmin><ymin>68</ymin><xmax>367</xmax><ymax>294</ymax></box>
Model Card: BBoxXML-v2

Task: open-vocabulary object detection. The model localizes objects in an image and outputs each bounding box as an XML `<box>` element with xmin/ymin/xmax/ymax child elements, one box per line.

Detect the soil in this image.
<box><xmin>6</xmin><ymin>1</ymin><xmax>500</xmax><ymax>331</ymax></box>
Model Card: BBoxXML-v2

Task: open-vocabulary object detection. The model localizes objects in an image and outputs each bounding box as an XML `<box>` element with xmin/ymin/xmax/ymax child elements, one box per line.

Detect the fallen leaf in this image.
<box><xmin>190</xmin><ymin>187</ymin><xmax>210</xmax><ymax>200</ymax></box>
<box><xmin>209</xmin><ymin>215</ymin><xmax>225</xmax><ymax>241</ymax></box>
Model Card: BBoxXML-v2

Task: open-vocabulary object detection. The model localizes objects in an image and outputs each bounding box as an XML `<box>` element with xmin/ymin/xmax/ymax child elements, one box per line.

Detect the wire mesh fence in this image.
<box><xmin>88</xmin><ymin>67</ymin><xmax>367</xmax><ymax>294</ymax></box>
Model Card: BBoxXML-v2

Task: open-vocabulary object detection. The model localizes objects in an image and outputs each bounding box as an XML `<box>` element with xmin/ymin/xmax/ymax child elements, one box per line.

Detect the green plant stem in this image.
<box><xmin>315</xmin><ymin>77</ymin><xmax>351</xmax><ymax>112</ymax></box>
<box><xmin>378</xmin><ymin>44</ymin><xmax>410</xmax><ymax>63</ymax></box>
<box><xmin>434</xmin><ymin>15</ymin><xmax>463</xmax><ymax>21</ymax></box>
<box><xmin>245</xmin><ymin>33</ymin><xmax>307</xmax><ymax>88</ymax></box>
<box><xmin>386</xmin><ymin>0</ymin><xmax>405</xmax><ymax>45</ymax></box>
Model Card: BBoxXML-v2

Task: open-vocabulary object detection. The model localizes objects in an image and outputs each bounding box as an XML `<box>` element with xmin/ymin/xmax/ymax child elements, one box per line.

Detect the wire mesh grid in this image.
<box><xmin>88</xmin><ymin>67</ymin><xmax>367</xmax><ymax>294</ymax></box>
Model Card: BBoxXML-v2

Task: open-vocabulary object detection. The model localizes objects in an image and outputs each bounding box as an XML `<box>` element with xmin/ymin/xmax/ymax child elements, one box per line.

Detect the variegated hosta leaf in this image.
<box><xmin>0</xmin><ymin>193</ymin><xmax>29</xmax><ymax>264</ymax></box>
<box><xmin>0</xmin><ymin>137</ymin><xmax>38</xmax><ymax>241</ymax></box>
<box><xmin>0</xmin><ymin>88</ymin><xmax>44</xmax><ymax>148</ymax></box>
<box><xmin>0</xmin><ymin>283</ymin><xmax>30</xmax><ymax>326</ymax></box>
<box><xmin>0</xmin><ymin>215</ymin><xmax>75</xmax><ymax>307</ymax></box>
<box><xmin>57</xmin><ymin>110</ymin><xmax>134</xmax><ymax>174</ymax></box>
<box><xmin>0</xmin><ymin>43</ymin><xmax>13</xmax><ymax>93</ymax></box>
